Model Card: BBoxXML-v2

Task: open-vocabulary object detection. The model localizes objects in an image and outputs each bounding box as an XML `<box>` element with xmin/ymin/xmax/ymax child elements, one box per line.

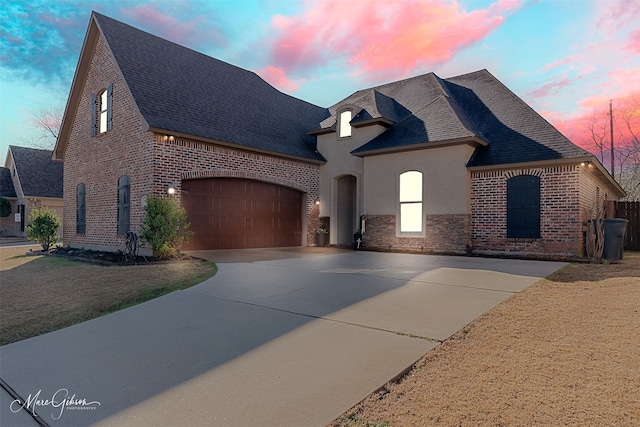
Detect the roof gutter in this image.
<box><xmin>352</xmin><ymin>136</ymin><xmax>488</xmax><ymax>157</ymax></box>
<box><xmin>468</xmin><ymin>156</ymin><xmax>626</xmax><ymax>199</ymax></box>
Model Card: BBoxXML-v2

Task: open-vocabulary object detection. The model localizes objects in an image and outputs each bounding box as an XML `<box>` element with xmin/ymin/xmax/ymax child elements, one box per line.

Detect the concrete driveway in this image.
<box><xmin>0</xmin><ymin>249</ymin><xmax>565</xmax><ymax>426</ymax></box>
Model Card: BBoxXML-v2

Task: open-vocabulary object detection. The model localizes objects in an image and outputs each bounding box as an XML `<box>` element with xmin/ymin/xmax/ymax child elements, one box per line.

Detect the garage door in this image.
<box><xmin>181</xmin><ymin>178</ymin><xmax>303</xmax><ymax>250</ymax></box>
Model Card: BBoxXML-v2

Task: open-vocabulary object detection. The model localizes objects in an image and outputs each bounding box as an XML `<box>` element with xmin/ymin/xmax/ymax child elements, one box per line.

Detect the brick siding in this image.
<box><xmin>63</xmin><ymin>34</ymin><xmax>155</xmax><ymax>251</ymax></box>
<box><xmin>153</xmin><ymin>135</ymin><xmax>320</xmax><ymax>247</ymax></box>
<box><xmin>363</xmin><ymin>214</ymin><xmax>470</xmax><ymax>254</ymax></box>
<box><xmin>470</xmin><ymin>165</ymin><xmax>593</xmax><ymax>258</ymax></box>
<box><xmin>63</xmin><ymin>33</ymin><xmax>320</xmax><ymax>252</ymax></box>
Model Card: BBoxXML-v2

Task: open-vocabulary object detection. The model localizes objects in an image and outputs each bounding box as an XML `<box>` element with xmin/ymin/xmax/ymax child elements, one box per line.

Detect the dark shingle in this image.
<box><xmin>10</xmin><ymin>146</ymin><xmax>63</xmax><ymax>198</ymax></box>
<box><xmin>93</xmin><ymin>13</ymin><xmax>329</xmax><ymax>161</ymax></box>
<box><xmin>444</xmin><ymin>70</ymin><xmax>590</xmax><ymax>166</ymax></box>
<box><xmin>328</xmin><ymin>69</ymin><xmax>588</xmax><ymax>164</ymax></box>
<box><xmin>0</xmin><ymin>167</ymin><xmax>17</xmax><ymax>198</ymax></box>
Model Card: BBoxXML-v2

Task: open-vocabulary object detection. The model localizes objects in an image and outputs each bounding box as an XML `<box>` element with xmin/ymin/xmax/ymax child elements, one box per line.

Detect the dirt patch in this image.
<box><xmin>332</xmin><ymin>252</ymin><xmax>640</xmax><ymax>426</ymax></box>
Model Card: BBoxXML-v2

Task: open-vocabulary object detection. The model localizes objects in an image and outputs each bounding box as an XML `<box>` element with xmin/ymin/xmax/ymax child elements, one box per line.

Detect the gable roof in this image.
<box><xmin>9</xmin><ymin>146</ymin><xmax>64</xmax><ymax>198</ymax></box>
<box><xmin>55</xmin><ymin>12</ymin><xmax>329</xmax><ymax>163</ymax></box>
<box><xmin>322</xmin><ymin>69</ymin><xmax>590</xmax><ymax>166</ymax></box>
<box><xmin>0</xmin><ymin>167</ymin><xmax>17</xmax><ymax>198</ymax></box>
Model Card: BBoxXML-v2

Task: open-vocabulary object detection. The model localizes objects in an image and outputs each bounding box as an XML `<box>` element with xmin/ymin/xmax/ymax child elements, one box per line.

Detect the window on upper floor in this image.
<box><xmin>77</xmin><ymin>183</ymin><xmax>86</xmax><ymax>234</ymax></box>
<box><xmin>339</xmin><ymin>110</ymin><xmax>352</xmax><ymax>138</ymax></box>
<box><xmin>91</xmin><ymin>84</ymin><xmax>113</xmax><ymax>136</ymax></box>
<box><xmin>117</xmin><ymin>175</ymin><xmax>130</xmax><ymax>235</ymax></box>
<box><xmin>399</xmin><ymin>171</ymin><xmax>423</xmax><ymax>233</ymax></box>
<box><xmin>506</xmin><ymin>175</ymin><xmax>541</xmax><ymax>238</ymax></box>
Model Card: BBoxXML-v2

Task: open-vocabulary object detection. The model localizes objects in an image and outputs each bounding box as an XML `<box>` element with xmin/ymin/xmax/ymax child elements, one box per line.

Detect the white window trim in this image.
<box><xmin>397</xmin><ymin>170</ymin><xmax>425</xmax><ymax>237</ymax></box>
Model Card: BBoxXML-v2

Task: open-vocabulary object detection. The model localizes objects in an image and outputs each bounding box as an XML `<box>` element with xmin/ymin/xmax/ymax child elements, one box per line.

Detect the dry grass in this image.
<box><xmin>0</xmin><ymin>245</ymin><xmax>216</xmax><ymax>345</ymax></box>
<box><xmin>332</xmin><ymin>252</ymin><xmax>640</xmax><ymax>427</ymax></box>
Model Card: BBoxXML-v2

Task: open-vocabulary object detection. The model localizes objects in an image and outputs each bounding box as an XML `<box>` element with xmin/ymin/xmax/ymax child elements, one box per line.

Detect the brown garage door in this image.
<box><xmin>181</xmin><ymin>178</ymin><xmax>303</xmax><ymax>250</ymax></box>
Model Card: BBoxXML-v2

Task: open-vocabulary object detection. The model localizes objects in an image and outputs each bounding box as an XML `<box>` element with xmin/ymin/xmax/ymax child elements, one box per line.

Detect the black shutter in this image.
<box><xmin>90</xmin><ymin>93</ymin><xmax>97</xmax><ymax>136</ymax></box>
<box><xmin>106</xmin><ymin>83</ymin><xmax>113</xmax><ymax>131</ymax></box>
<box><xmin>507</xmin><ymin>175</ymin><xmax>541</xmax><ymax>238</ymax></box>
<box><xmin>77</xmin><ymin>183</ymin><xmax>86</xmax><ymax>233</ymax></box>
<box><xmin>117</xmin><ymin>176</ymin><xmax>130</xmax><ymax>235</ymax></box>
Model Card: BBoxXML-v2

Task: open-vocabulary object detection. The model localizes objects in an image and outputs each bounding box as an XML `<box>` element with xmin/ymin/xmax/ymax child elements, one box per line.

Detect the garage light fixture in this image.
<box><xmin>167</xmin><ymin>184</ymin><xmax>177</xmax><ymax>195</ymax></box>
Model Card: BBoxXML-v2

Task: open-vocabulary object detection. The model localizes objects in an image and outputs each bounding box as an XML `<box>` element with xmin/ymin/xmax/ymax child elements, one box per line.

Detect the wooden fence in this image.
<box><xmin>611</xmin><ymin>201</ymin><xmax>640</xmax><ymax>251</ymax></box>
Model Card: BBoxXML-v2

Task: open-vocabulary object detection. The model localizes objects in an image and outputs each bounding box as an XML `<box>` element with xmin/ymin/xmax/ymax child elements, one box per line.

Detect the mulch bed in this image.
<box><xmin>45</xmin><ymin>246</ymin><xmax>193</xmax><ymax>265</ymax></box>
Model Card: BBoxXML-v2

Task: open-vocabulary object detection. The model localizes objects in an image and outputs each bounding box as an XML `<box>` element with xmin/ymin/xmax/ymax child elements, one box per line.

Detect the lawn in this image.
<box><xmin>332</xmin><ymin>252</ymin><xmax>640</xmax><ymax>426</ymax></box>
<box><xmin>0</xmin><ymin>245</ymin><xmax>217</xmax><ymax>346</ymax></box>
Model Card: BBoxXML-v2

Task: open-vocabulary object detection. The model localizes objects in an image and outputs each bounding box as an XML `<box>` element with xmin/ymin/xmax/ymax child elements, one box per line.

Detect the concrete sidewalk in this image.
<box><xmin>0</xmin><ymin>251</ymin><xmax>565</xmax><ymax>426</ymax></box>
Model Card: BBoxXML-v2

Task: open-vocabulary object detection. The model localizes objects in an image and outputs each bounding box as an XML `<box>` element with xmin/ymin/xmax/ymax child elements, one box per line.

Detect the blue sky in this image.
<box><xmin>1</xmin><ymin>0</ymin><xmax>639</xmax><ymax>164</ymax></box>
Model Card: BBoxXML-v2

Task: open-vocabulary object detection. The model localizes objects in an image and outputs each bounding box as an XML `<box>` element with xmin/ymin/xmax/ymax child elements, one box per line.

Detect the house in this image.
<box><xmin>53</xmin><ymin>12</ymin><xmax>624</xmax><ymax>258</ymax></box>
<box><xmin>0</xmin><ymin>166</ymin><xmax>18</xmax><ymax>235</ymax></box>
<box><xmin>1</xmin><ymin>146</ymin><xmax>64</xmax><ymax>237</ymax></box>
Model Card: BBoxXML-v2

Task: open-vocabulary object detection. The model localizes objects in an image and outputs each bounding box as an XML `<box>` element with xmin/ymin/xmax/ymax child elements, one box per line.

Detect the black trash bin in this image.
<box><xmin>602</xmin><ymin>218</ymin><xmax>628</xmax><ymax>263</ymax></box>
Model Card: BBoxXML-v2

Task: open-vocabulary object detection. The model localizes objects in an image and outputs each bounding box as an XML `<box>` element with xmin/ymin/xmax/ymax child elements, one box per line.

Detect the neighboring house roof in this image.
<box><xmin>325</xmin><ymin>69</ymin><xmax>589</xmax><ymax>166</ymax></box>
<box><xmin>0</xmin><ymin>167</ymin><xmax>17</xmax><ymax>198</ymax></box>
<box><xmin>9</xmin><ymin>146</ymin><xmax>63</xmax><ymax>198</ymax></box>
<box><xmin>65</xmin><ymin>12</ymin><xmax>329</xmax><ymax>162</ymax></box>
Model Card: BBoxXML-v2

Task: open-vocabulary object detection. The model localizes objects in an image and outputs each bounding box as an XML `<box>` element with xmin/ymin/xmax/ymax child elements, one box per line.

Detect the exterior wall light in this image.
<box><xmin>315</xmin><ymin>199</ymin><xmax>320</xmax><ymax>206</ymax></box>
<box><xmin>167</xmin><ymin>184</ymin><xmax>177</xmax><ymax>195</ymax></box>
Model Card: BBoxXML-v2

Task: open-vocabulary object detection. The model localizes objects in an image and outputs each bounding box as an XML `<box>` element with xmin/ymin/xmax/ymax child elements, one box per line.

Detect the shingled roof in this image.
<box><xmin>0</xmin><ymin>167</ymin><xmax>17</xmax><ymax>198</ymax></box>
<box><xmin>10</xmin><ymin>146</ymin><xmax>63</xmax><ymax>198</ymax></box>
<box><xmin>322</xmin><ymin>69</ymin><xmax>590</xmax><ymax>166</ymax></box>
<box><xmin>92</xmin><ymin>12</ymin><xmax>328</xmax><ymax>162</ymax></box>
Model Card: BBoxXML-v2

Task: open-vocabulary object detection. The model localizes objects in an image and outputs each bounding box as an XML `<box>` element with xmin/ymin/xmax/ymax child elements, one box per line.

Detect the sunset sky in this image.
<box><xmin>1</xmin><ymin>0</ymin><xmax>639</xmax><ymax>165</ymax></box>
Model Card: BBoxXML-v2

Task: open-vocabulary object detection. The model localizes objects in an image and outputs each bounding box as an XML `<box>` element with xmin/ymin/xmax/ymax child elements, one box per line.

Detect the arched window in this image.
<box><xmin>507</xmin><ymin>175</ymin><xmax>540</xmax><ymax>238</ymax></box>
<box><xmin>117</xmin><ymin>175</ymin><xmax>130</xmax><ymax>235</ymax></box>
<box><xmin>399</xmin><ymin>171</ymin><xmax>423</xmax><ymax>233</ymax></box>
<box><xmin>76</xmin><ymin>183</ymin><xmax>86</xmax><ymax>234</ymax></box>
<box><xmin>339</xmin><ymin>110</ymin><xmax>352</xmax><ymax>138</ymax></box>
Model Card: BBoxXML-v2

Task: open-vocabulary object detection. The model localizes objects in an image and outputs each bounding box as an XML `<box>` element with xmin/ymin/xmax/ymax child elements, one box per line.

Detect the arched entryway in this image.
<box><xmin>336</xmin><ymin>175</ymin><xmax>357</xmax><ymax>245</ymax></box>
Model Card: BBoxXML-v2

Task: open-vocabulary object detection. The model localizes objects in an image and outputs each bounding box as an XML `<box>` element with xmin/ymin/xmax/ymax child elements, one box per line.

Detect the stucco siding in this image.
<box><xmin>363</xmin><ymin>144</ymin><xmax>475</xmax><ymax>216</ymax></box>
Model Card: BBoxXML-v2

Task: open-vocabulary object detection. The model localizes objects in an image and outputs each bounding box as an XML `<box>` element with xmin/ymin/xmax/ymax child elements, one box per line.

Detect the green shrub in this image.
<box><xmin>26</xmin><ymin>207</ymin><xmax>61</xmax><ymax>251</ymax></box>
<box><xmin>139</xmin><ymin>196</ymin><xmax>192</xmax><ymax>258</ymax></box>
<box><xmin>0</xmin><ymin>198</ymin><xmax>10</xmax><ymax>217</ymax></box>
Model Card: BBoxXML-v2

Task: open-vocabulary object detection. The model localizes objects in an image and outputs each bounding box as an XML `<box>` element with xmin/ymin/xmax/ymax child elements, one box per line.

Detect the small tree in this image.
<box><xmin>26</xmin><ymin>207</ymin><xmax>61</xmax><ymax>251</ymax></box>
<box><xmin>139</xmin><ymin>196</ymin><xmax>192</xmax><ymax>258</ymax></box>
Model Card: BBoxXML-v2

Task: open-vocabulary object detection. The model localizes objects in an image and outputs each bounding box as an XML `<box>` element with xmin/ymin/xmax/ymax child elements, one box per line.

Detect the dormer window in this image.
<box><xmin>339</xmin><ymin>110</ymin><xmax>352</xmax><ymax>138</ymax></box>
<box><xmin>91</xmin><ymin>84</ymin><xmax>113</xmax><ymax>136</ymax></box>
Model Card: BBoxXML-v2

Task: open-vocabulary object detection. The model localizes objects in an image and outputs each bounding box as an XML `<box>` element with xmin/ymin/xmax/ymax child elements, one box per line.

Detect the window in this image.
<box><xmin>399</xmin><ymin>171</ymin><xmax>423</xmax><ymax>233</ymax></box>
<box><xmin>339</xmin><ymin>110</ymin><xmax>352</xmax><ymax>138</ymax></box>
<box><xmin>77</xmin><ymin>183</ymin><xmax>86</xmax><ymax>234</ymax></box>
<box><xmin>91</xmin><ymin>84</ymin><xmax>113</xmax><ymax>136</ymax></box>
<box><xmin>507</xmin><ymin>175</ymin><xmax>540</xmax><ymax>238</ymax></box>
<box><xmin>117</xmin><ymin>175</ymin><xmax>130</xmax><ymax>235</ymax></box>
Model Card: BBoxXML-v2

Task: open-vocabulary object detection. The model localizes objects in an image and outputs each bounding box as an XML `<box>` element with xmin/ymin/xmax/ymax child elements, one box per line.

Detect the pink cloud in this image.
<box><xmin>526</xmin><ymin>77</ymin><xmax>572</xmax><ymax>99</ymax></box>
<box><xmin>266</xmin><ymin>0</ymin><xmax>523</xmax><ymax>81</ymax></box>
<box><xmin>544</xmin><ymin>91</ymin><xmax>640</xmax><ymax>156</ymax></box>
<box><xmin>596</xmin><ymin>0</ymin><xmax>640</xmax><ymax>32</ymax></box>
<box><xmin>626</xmin><ymin>29</ymin><xmax>640</xmax><ymax>53</ymax></box>
<box><xmin>257</xmin><ymin>65</ymin><xmax>306</xmax><ymax>92</ymax></box>
<box><xmin>540</xmin><ymin>57</ymin><xmax>575</xmax><ymax>72</ymax></box>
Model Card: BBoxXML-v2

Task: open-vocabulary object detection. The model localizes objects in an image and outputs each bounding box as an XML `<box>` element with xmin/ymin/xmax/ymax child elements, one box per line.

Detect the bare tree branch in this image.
<box><xmin>20</xmin><ymin>105</ymin><xmax>64</xmax><ymax>150</ymax></box>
